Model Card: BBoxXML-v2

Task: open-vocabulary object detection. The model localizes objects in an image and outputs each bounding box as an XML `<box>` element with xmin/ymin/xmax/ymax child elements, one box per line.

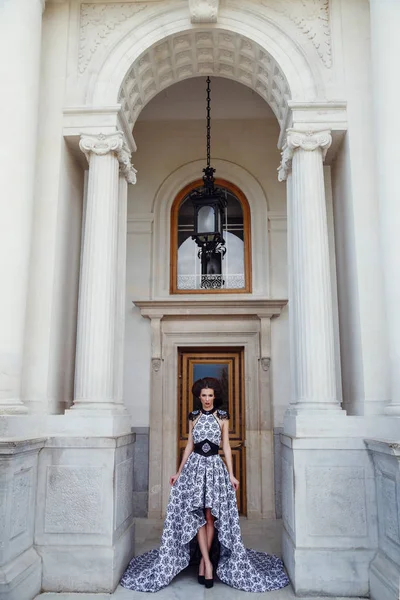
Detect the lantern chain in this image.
<box><xmin>206</xmin><ymin>76</ymin><xmax>211</xmax><ymax>169</ymax></box>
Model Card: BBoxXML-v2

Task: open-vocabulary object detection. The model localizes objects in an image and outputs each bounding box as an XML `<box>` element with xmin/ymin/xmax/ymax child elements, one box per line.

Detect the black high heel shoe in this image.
<box><xmin>205</xmin><ymin>564</ymin><xmax>214</xmax><ymax>588</ymax></box>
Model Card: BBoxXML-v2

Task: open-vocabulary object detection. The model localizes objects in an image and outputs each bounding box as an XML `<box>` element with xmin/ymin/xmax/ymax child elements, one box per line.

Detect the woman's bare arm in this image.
<box><xmin>221</xmin><ymin>419</ymin><xmax>239</xmax><ymax>491</ymax></box>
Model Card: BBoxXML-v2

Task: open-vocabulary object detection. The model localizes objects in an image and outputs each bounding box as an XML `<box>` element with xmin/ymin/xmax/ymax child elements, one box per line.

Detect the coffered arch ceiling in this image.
<box><xmin>118</xmin><ymin>30</ymin><xmax>291</xmax><ymax>130</ymax></box>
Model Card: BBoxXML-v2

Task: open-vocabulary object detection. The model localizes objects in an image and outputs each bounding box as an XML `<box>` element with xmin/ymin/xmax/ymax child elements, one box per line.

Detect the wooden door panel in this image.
<box><xmin>178</xmin><ymin>348</ymin><xmax>246</xmax><ymax>515</ymax></box>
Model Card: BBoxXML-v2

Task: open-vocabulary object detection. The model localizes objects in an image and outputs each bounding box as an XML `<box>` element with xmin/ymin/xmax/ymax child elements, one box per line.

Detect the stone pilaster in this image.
<box><xmin>370</xmin><ymin>0</ymin><xmax>400</xmax><ymax>416</ymax></box>
<box><xmin>72</xmin><ymin>132</ymin><xmax>135</xmax><ymax>415</ymax></box>
<box><xmin>279</xmin><ymin>129</ymin><xmax>341</xmax><ymax>414</ymax></box>
<box><xmin>0</xmin><ymin>0</ymin><xmax>44</xmax><ymax>414</ymax></box>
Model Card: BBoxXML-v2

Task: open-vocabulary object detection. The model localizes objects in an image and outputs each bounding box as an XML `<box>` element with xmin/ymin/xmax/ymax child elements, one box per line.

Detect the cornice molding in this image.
<box><xmin>134</xmin><ymin>299</ymin><xmax>288</xmax><ymax>319</ymax></box>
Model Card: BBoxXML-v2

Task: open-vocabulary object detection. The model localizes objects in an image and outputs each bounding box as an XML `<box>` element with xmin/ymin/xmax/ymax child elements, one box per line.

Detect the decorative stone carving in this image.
<box><xmin>79</xmin><ymin>133</ymin><xmax>137</xmax><ymax>184</ymax></box>
<box><xmin>79</xmin><ymin>3</ymin><xmax>149</xmax><ymax>74</ymax></box>
<box><xmin>189</xmin><ymin>0</ymin><xmax>219</xmax><ymax>23</ymax></box>
<box><xmin>278</xmin><ymin>129</ymin><xmax>332</xmax><ymax>181</ymax></box>
<box><xmin>152</xmin><ymin>358</ymin><xmax>162</xmax><ymax>372</ymax></box>
<box><xmin>118</xmin><ymin>144</ymin><xmax>137</xmax><ymax>184</ymax></box>
<box><xmin>260</xmin><ymin>357</ymin><xmax>271</xmax><ymax>371</ymax></box>
<box><xmin>44</xmin><ymin>466</ymin><xmax>105</xmax><ymax>534</ymax></box>
<box><xmin>118</xmin><ymin>30</ymin><xmax>290</xmax><ymax>129</ymax></box>
<box><xmin>266</xmin><ymin>0</ymin><xmax>332</xmax><ymax>68</ymax></box>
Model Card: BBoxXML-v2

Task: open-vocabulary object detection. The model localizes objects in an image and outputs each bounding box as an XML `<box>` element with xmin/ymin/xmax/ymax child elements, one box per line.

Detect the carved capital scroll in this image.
<box><xmin>117</xmin><ymin>144</ymin><xmax>137</xmax><ymax>184</ymax></box>
<box><xmin>278</xmin><ymin>128</ymin><xmax>332</xmax><ymax>181</ymax></box>
<box><xmin>79</xmin><ymin>132</ymin><xmax>137</xmax><ymax>184</ymax></box>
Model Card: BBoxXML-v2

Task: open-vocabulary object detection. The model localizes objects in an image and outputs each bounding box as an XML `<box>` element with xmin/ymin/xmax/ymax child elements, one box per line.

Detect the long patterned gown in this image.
<box><xmin>120</xmin><ymin>408</ymin><xmax>289</xmax><ymax>593</ymax></box>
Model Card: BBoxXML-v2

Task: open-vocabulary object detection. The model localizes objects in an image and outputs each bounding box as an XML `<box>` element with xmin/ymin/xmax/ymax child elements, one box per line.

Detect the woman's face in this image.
<box><xmin>199</xmin><ymin>387</ymin><xmax>215</xmax><ymax>411</ymax></box>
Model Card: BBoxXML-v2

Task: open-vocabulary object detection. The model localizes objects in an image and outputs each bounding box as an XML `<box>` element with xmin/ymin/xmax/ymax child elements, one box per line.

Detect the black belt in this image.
<box><xmin>194</xmin><ymin>440</ymin><xmax>219</xmax><ymax>457</ymax></box>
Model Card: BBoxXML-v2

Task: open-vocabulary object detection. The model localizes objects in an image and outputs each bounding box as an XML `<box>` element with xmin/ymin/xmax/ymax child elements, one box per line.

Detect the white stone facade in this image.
<box><xmin>0</xmin><ymin>0</ymin><xmax>399</xmax><ymax>598</ymax></box>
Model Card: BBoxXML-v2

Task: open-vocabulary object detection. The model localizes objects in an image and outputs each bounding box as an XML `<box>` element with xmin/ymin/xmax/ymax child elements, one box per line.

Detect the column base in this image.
<box><xmin>283</xmin><ymin>408</ymin><xmax>346</xmax><ymax>438</ymax></box>
<box><xmin>62</xmin><ymin>403</ymin><xmax>131</xmax><ymax>436</ymax></box>
<box><xmin>284</xmin><ymin>412</ymin><xmax>400</xmax><ymax>438</ymax></box>
<box><xmin>0</xmin><ymin>400</ymin><xmax>28</xmax><ymax>415</ymax></box>
<box><xmin>285</xmin><ymin>402</ymin><xmax>345</xmax><ymax>415</ymax></box>
<box><xmin>0</xmin><ymin>547</ymin><xmax>42</xmax><ymax>600</ymax></box>
<box><xmin>0</xmin><ymin>415</ymin><xmax>42</xmax><ymax>438</ymax></box>
<box><xmin>384</xmin><ymin>403</ymin><xmax>400</xmax><ymax>416</ymax></box>
<box><xmin>67</xmin><ymin>401</ymin><xmax>129</xmax><ymax>414</ymax></box>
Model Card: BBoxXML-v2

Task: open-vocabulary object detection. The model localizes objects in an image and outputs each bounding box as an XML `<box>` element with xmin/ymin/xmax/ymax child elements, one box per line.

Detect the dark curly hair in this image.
<box><xmin>191</xmin><ymin>377</ymin><xmax>223</xmax><ymax>409</ymax></box>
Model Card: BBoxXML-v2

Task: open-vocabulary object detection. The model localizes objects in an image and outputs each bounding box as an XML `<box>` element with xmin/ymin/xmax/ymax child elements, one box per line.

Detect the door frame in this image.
<box><xmin>135</xmin><ymin>301</ymin><xmax>287</xmax><ymax>521</ymax></box>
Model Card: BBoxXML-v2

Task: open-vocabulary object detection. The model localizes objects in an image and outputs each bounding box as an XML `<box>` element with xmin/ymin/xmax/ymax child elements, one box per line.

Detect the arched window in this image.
<box><xmin>170</xmin><ymin>179</ymin><xmax>252</xmax><ymax>294</ymax></box>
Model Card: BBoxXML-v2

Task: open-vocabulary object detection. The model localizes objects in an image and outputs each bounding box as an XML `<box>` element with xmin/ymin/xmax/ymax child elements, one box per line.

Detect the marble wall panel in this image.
<box><xmin>45</xmin><ymin>465</ymin><xmax>105</xmax><ymax>534</ymax></box>
<box><xmin>305</xmin><ymin>466</ymin><xmax>367</xmax><ymax>538</ymax></box>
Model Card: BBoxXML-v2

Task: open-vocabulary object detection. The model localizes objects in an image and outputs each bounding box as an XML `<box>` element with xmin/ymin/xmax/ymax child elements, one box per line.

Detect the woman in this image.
<box><xmin>120</xmin><ymin>377</ymin><xmax>289</xmax><ymax>593</ymax></box>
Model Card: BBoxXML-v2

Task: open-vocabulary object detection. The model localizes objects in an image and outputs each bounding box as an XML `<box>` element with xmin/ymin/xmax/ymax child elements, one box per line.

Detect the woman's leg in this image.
<box><xmin>197</xmin><ymin>524</ymin><xmax>213</xmax><ymax>579</ymax></box>
<box><xmin>199</xmin><ymin>509</ymin><xmax>215</xmax><ymax>577</ymax></box>
<box><xmin>205</xmin><ymin>508</ymin><xmax>215</xmax><ymax>549</ymax></box>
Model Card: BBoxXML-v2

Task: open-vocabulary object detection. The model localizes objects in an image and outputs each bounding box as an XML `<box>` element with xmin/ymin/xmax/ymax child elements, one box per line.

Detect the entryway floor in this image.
<box><xmin>35</xmin><ymin>519</ymin><xmax>365</xmax><ymax>600</ymax></box>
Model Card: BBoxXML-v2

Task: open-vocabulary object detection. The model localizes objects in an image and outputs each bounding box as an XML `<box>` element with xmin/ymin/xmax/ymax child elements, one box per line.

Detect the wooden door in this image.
<box><xmin>177</xmin><ymin>347</ymin><xmax>247</xmax><ymax>515</ymax></box>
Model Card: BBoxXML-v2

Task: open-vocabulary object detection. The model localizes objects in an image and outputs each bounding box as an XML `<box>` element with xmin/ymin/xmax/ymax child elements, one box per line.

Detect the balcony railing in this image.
<box><xmin>177</xmin><ymin>274</ymin><xmax>245</xmax><ymax>290</ymax></box>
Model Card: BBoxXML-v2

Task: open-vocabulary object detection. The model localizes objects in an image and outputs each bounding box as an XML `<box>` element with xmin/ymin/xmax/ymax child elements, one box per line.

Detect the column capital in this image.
<box><xmin>79</xmin><ymin>132</ymin><xmax>124</xmax><ymax>160</ymax></box>
<box><xmin>278</xmin><ymin>128</ymin><xmax>332</xmax><ymax>181</ymax></box>
<box><xmin>79</xmin><ymin>132</ymin><xmax>137</xmax><ymax>184</ymax></box>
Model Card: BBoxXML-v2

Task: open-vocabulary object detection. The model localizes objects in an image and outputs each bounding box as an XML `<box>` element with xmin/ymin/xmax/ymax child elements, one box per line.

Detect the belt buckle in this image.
<box><xmin>202</xmin><ymin>442</ymin><xmax>211</xmax><ymax>454</ymax></box>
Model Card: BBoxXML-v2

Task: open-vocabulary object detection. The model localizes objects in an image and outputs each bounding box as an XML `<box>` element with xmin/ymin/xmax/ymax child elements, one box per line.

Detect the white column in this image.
<box><xmin>279</xmin><ymin>129</ymin><xmax>342</xmax><ymax>413</ymax></box>
<box><xmin>370</xmin><ymin>0</ymin><xmax>400</xmax><ymax>416</ymax></box>
<box><xmin>72</xmin><ymin>132</ymin><xmax>136</xmax><ymax>413</ymax></box>
<box><xmin>0</xmin><ymin>0</ymin><xmax>44</xmax><ymax>413</ymax></box>
<box><xmin>114</xmin><ymin>173</ymin><xmax>130</xmax><ymax>405</ymax></box>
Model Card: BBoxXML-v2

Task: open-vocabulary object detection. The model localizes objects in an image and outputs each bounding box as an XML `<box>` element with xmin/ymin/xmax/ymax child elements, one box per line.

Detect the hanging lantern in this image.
<box><xmin>190</xmin><ymin>78</ymin><xmax>227</xmax><ymax>291</ymax></box>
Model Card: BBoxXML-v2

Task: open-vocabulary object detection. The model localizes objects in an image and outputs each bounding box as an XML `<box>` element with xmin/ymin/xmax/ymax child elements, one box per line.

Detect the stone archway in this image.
<box><xmin>63</xmin><ymin>4</ymin><xmax>348</xmax><ymax>594</ymax></box>
<box><xmin>117</xmin><ymin>30</ymin><xmax>291</xmax><ymax>131</ymax></box>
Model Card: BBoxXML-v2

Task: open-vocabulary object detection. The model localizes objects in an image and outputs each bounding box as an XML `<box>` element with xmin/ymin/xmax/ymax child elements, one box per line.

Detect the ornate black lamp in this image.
<box><xmin>190</xmin><ymin>77</ymin><xmax>227</xmax><ymax>288</ymax></box>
